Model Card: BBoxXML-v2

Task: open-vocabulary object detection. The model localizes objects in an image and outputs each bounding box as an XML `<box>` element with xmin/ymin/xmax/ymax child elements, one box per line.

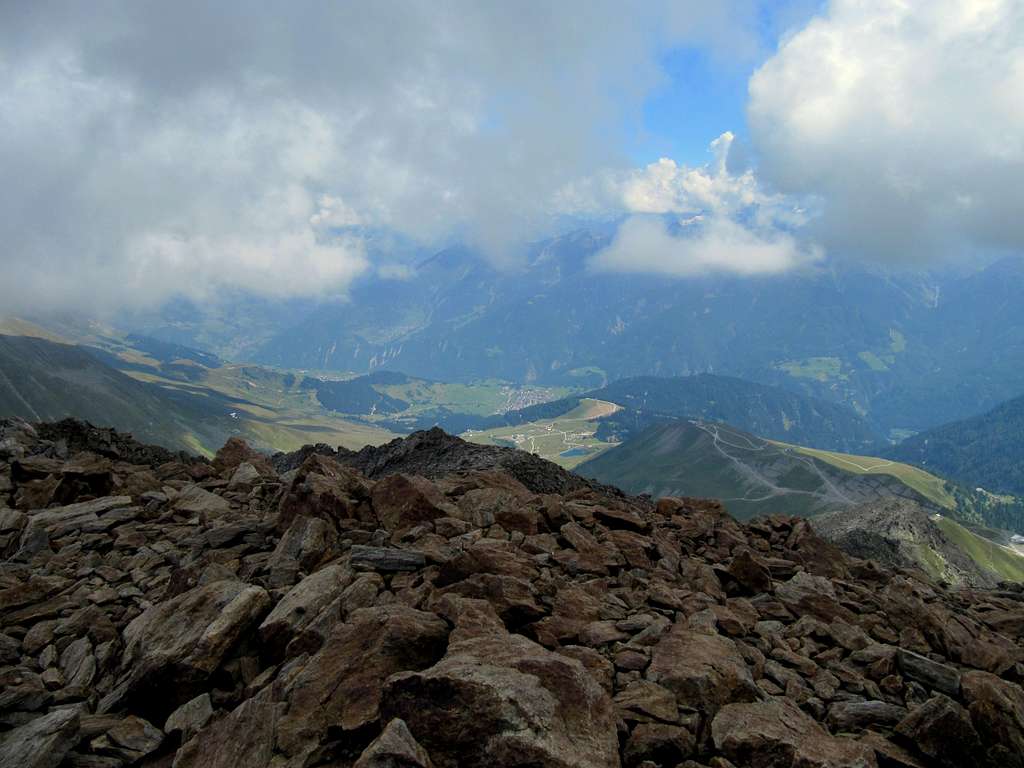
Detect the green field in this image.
<box><xmin>372</xmin><ymin>378</ymin><xmax>573</xmax><ymax>418</ymax></box>
<box><xmin>463</xmin><ymin>398</ymin><xmax>621</xmax><ymax>469</ymax></box>
<box><xmin>775</xmin><ymin>356</ymin><xmax>846</xmax><ymax>382</ymax></box>
<box><xmin>777</xmin><ymin>441</ymin><xmax>957</xmax><ymax>510</ymax></box>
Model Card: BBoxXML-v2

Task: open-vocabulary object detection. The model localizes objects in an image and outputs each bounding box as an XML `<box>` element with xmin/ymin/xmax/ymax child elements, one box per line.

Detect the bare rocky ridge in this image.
<box><xmin>2</xmin><ymin>417</ymin><xmax>1024</xmax><ymax>767</ymax></box>
<box><xmin>814</xmin><ymin>499</ymin><xmax>1000</xmax><ymax>589</ymax></box>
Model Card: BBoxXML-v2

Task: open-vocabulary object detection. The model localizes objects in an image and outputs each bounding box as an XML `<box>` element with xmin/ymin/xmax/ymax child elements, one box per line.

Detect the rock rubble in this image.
<box><xmin>1</xmin><ymin>417</ymin><xmax>1023</xmax><ymax>767</ymax></box>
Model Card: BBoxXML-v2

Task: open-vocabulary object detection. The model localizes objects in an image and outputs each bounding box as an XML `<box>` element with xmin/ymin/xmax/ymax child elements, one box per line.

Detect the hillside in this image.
<box><xmin>460</xmin><ymin>373</ymin><xmax>881</xmax><ymax>454</ymax></box>
<box><xmin>0</xmin><ymin>334</ymin><xmax>237</xmax><ymax>454</ymax></box>
<box><xmin>812</xmin><ymin>499</ymin><xmax>1023</xmax><ymax>587</ymax></box>
<box><xmin>888</xmin><ymin>393</ymin><xmax>1024</xmax><ymax>498</ymax></box>
<box><xmin>0</xmin><ymin>334</ymin><xmax>396</xmax><ymax>456</ymax></box>
<box><xmin>575</xmin><ymin>420</ymin><xmax>943</xmax><ymax>520</ymax></box>
<box><xmin>2</xmin><ymin>418</ymin><xmax>1024</xmax><ymax>767</ymax></box>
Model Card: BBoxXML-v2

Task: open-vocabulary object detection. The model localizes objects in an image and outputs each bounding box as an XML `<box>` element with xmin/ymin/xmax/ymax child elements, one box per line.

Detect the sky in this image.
<box><xmin>1</xmin><ymin>0</ymin><xmax>1021</xmax><ymax>314</ymax></box>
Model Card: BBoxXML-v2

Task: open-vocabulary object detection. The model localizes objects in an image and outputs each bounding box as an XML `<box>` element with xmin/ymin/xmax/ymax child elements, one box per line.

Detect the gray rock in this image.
<box><xmin>173</xmin><ymin>485</ymin><xmax>231</xmax><ymax>516</ymax></box>
<box><xmin>355</xmin><ymin>717</ymin><xmax>434</xmax><ymax>768</ymax></box>
<box><xmin>164</xmin><ymin>693</ymin><xmax>213</xmax><ymax>744</ymax></box>
<box><xmin>0</xmin><ymin>708</ymin><xmax>80</xmax><ymax>768</ymax></box>
<box><xmin>712</xmin><ymin>698</ymin><xmax>877</xmax><ymax>768</ymax></box>
<box><xmin>118</xmin><ymin>579</ymin><xmax>271</xmax><ymax>716</ymax></box>
<box><xmin>896</xmin><ymin>648</ymin><xmax>961</xmax><ymax>696</ymax></box>
<box><xmin>351</xmin><ymin>545</ymin><xmax>426</xmax><ymax>572</ymax></box>
<box><xmin>827</xmin><ymin>700</ymin><xmax>907</xmax><ymax>731</ymax></box>
<box><xmin>258</xmin><ymin>562</ymin><xmax>351</xmax><ymax>658</ymax></box>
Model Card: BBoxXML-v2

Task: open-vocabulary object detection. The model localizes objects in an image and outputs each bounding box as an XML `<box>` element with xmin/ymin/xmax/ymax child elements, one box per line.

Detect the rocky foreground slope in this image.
<box><xmin>2</xmin><ymin>419</ymin><xmax>1024</xmax><ymax>768</ymax></box>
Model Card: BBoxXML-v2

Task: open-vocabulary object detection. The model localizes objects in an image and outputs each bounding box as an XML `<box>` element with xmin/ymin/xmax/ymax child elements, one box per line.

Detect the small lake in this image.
<box><xmin>560</xmin><ymin>447</ymin><xmax>590</xmax><ymax>457</ymax></box>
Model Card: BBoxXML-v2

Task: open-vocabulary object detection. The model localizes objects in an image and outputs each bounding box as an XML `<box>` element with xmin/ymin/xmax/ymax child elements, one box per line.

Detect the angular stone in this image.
<box><xmin>258</xmin><ymin>563</ymin><xmax>351</xmax><ymax>659</ymax></box>
<box><xmin>172</xmin><ymin>686</ymin><xmax>282</xmax><ymax>768</ymax></box>
<box><xmin>728</xmin><ymin>550</ymin><xmax>773</xmax><ymax>595</ymax></box>
<box><xmin>276</xmin><ymin>605</ymin><xmax>449</xmax><ymax>759</ymax></box>
<box><xmin>623</xmin><ymin>723</ymin><xmax>695</xmax><ymax>767</ymax></box>
<box><xmin>0</xmin><ymin>708</ymin><xmax>80</xmax><ymax>768</ymax></box>
<box><xmin>173</xmin><ymin>485</ymin><xmax>231</xmax><ymax>516</ymax></box>
<box><xmin>614</xmin><ymin>680</ymin><xmax>679</xmax><ymax>724</ymax></box>
<box><xmin>960</xmin><ymin>671</ymin><xmax>1024</xmax><ymax>768</ymax></box>
<box><xmin>827</xmin><ymin>700</ymin><xmax>907</xmax><ymax>732</ymax></box>
<box><xmin>91</xmin><ymin>716</ymin><xmax>163</xmax><ymax>762</ymax></box>
<box><xmin>894</xmin><ymin>695</ymin><xmax>981</xmax><ymax>768</ymax></box>
<box><xmin>371</xmin><ymin>473</ymin><xmax>452</xmax><ymax>533</ymax></box>
<box><xmin>896</xmin><ymin>648</ymin><xmax>961</xmax><ymax>696</ymax></box>
<box><xmin>118</xmin><ymin>579</ymin><xmax>271</xmax><ymax>717</ymax></box>
<box><xmin>647</xmin><ymin>624</ymin><xmax>760</xmax><ymax>715</ymax></box>
<box><xmin>351</xmin><ymin>545</ymin><xmax>426</xmax><ymax>572</ymax></box>
<box><xmin>382</xmin><ymin>632</ymin><xmax>619</xmax><ymax>768</ymax></box>
<box><xmin>355</xmin><ymin>717</ymin><xmax>434</xmax><ymax>768</ymax></box>
<box><xmin>164</xmin><ymin>693</ymin><xmax>214</xmax><ymax>744</ymax></box>
<box><xmin>712</xmin><ymin>698</ymin><xmax>877</xmax><ymax>768</ymax></box>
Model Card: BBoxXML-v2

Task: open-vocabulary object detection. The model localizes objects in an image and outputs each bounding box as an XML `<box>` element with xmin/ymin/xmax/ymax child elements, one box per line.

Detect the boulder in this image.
<box><xmin>727</xmin><ymin>549</ymin><xmax>773</xmax><ymax>595</ymax></box>
<box><xmin>355</xmin><ymin>718</ymin><xmax>434</xmax><ymax>768</ymax></box>
<box><xmin>961</xmin><ymin>671</ymin><xmax>1024</xmax><ymax>768</ymax></box>
<box><xmin>172</xmin><ymin>686</ymin><xmax>282</xmax><ymax>768</ymax></box>
<box><xmin>895</xmin><ymin>648</ymin><xmax>961</xmax><ymax>697</ymax></box>
<box><xmin>712</xmin><ymin>698</ymin><xmax>877</xmax><ymax>768</ymax></box>
<box><xmin>276</xmin><ymin>605</ymin><xmax>450</xmax><ymax>759</ymax></box>
<box><xmin>647</xmin><ymin>623</ymin><xmax>760</xmax><ymax>714</ymax></box>
<box><xmin>118</xmin><ymin>579</ymin><xmax>271</xmax><ymax>717</ymax></box>
<box><xmin>173</xmin><ymin>485</ymin><xmax>231</xmax><ymax>516</ymax></box>
<box><xmin>894</xmin><ymin>695</ymin><xmax>982</xmax><ymax>768</ymax></box>
<box><xmin>0</xmin><ymin>708</ymin><xmax>80</xmax><ymax>768</ymax></box>
<box><xmin>164</xmin><ymin>693</ymin><xmax>214</xmax><ymax>744</ymax></box>
<box><xmin>382</xmin><ymin>631</ymin><xmax>620</xmax><ymax>768</ymax></box>
<box><xmin>276</xmin><ymin>453</ymin><xmax>373</xmax><ymax>533</ymax></box>
<box><xmin>258</xmin><ymin>562</ymin><xmax>351</xmax><ymax>659</ymax></box>
<box><xmin>371</xmin><ymin>473</ymin><xmax>453</xmax><ymax>533</ymax></box>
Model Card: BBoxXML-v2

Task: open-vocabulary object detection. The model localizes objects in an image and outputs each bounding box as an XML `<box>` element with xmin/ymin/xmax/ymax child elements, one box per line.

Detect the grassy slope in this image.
<box><xmin>463</xmin><ymin>398</ymin><xmax>621</xmax><ymax>469</ymax></box>
<box><xmin>778</xmin><ymin>442</ymin><xmax>957</xmax><ymax>510</ymax></box>
<box><xmin>936</xmin><ymin>517</ymin><xmax>1024</xmax><ymax>582</ymax></box>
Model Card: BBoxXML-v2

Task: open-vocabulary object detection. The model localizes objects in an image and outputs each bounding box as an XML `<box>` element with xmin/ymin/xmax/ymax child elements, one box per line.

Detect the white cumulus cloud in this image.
<box><xmin>748</xmin><ymin>0</ymin><xmax>1024</xmax><ymax>259</ymax></box>
<box><xmin>586</xmin><ymin>132</ymin><xmax>820</xmax><ymax>276</ymax></box>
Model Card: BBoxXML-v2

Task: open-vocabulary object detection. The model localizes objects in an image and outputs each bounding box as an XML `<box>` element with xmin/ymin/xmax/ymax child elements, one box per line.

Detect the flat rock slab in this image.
<box><xmin>896</xmin><ymin>648</ymin><xmax>961</xmax><ymax>697</ymax></box>
<box><xmin>351</xmin><ymin>545</ymin><xmax>426</xmax><ymax>572</ymax></box>
<box><xmin>0</xmin><ymin>708</ymin><xmax>80</xmax><ymax>768</ymax></box>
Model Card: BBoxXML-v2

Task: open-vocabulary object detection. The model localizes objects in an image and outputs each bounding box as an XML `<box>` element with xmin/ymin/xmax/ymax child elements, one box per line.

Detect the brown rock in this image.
<box><xmin>712</xmin><ymin>698</ymin><xmax>877</xmax><ymax>768</ymax></box>
<box><xmin>372</xmin><ymin>473</ymin><xmax>452</xmax><ymax>533</ymax></box>
<box><xmin>623</xmin><ymin>723</ymin><xmax>695</xmax><ymax>767</ymax></box>
<box><xmin>647</xmin><ymin>623</ymin><xmax>760</xmax><ymax>715</ymax></box>
<box><xmin>382</xmin><ymin>632</ymin><xmax>619</xmax><ymax>768</ymax></box>
<box><xmin>961</xmin><ymin>670</ymin><xmax>1024</xmax><ymax>768</ymax></box>
<box><xmin>355</xmin><ymin>718</ymin><xmax>434</xmax><ymax>768</ymax></box>
<box><xmin>172</xmin><ymin>686</ymin><xmax>282</xmax><ymax>768</ymax></box>
<box><xmin>118</xmin><ymin>579</ymin><xmax>271</xmax><ymax>717</ymax></box>
<box><xmin>727</xmin><ymin>550</ymin><xmax>772</xmax><ymax>595</ymax></box>
<box><xmin>894</xmin><ymin>695</ymin><xmax>982</xmax><ymax>768</ymax></box>
<box><xmin>276</xmin><ymin>605</ymin><xmax>449</xmax><ymax>758</ymax></box>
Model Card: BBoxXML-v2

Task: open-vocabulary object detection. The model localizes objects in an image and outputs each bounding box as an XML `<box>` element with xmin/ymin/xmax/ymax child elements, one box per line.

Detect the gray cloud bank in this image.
<box><xmin>0</xmin><ymin>1</ymin><xmax>764</xmax><ymax>313</ymax></box>
<box><xmin>1</xmin><ymin>1</ymin><xmax>1020</xmax><ymax>315</ymax></box>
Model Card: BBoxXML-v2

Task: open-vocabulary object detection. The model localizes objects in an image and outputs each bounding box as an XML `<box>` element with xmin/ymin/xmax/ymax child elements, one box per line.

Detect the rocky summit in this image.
<box><xmin>2</xmin><ymin>419</ymin><xmax>1024</xmax><ymax>768</ymax></box>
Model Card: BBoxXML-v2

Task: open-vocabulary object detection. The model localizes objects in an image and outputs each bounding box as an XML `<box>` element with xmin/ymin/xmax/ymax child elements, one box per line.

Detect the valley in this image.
<box><xmin>463</xmin><ymin>398</ymin><xmax>622</xmax><ymax>469</ymax></box>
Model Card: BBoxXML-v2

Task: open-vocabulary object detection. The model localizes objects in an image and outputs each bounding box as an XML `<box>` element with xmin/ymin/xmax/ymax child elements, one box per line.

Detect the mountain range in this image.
<box><xmin>119</xmin><ymin>235</ymin><xmax>1024</xmax><ymax>438</ymax></box>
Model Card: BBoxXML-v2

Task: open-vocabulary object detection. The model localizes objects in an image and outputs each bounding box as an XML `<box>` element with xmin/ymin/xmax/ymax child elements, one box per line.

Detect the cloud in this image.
<box><xmin>584</xmin><ymin>131</ymin><xmax>820</xmax><ymax>276</ymax></box>
<box><xmin>0</xmin><ymin>1</ymin><xmax>769</xmax><ymax>314</ymax></box>
<box><xmin>591</xmin><ymin>215</ymin><xmax>816</xmax><ymax>277</ymax></box>
<box><xmin>748</xmin><ymin>0</ymin><xmax>1024</xmax><ymax>260</ymax></box>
